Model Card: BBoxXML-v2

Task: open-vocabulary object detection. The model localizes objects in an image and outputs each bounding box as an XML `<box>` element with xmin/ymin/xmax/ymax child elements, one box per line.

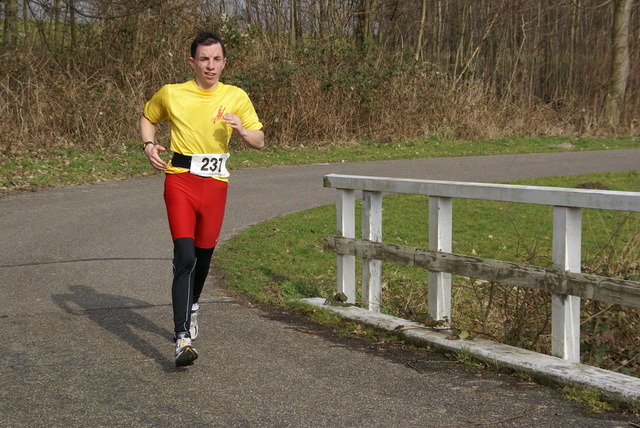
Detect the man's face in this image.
<box><xmin>189</xmin><ymin>43</ymin><xmax>226</xmax><ymax>90</ymax></box>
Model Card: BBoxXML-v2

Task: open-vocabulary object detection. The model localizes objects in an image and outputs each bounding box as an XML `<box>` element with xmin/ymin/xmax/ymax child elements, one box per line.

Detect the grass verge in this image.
<box><xmin>1</xmin><ymin>135</ymin><xmax>638</xmax><ymax>197</ymax></box>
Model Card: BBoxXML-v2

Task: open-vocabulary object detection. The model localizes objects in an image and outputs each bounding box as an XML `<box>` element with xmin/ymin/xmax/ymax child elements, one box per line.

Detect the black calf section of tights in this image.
<box><xmin>171</xmin><ymin>238</ymin><xmax>215</xmax><ymax>336</ymax></box>
<box><xmin>193</xmin><ymin>246</ymin><xmax>215</xmax><ymax>304</ymax></box>
<box><xmin>172</xmin><ymin>238</ymin><xmax>196</xmax><ymax>336</ymax></box>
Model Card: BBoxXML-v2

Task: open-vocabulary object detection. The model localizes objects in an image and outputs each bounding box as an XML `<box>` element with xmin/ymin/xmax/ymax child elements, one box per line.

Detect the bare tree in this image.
<box><xmin>603</xmin><ymin>0</ymin><xmax>633</xmax><ymax>127</ymax></box>
<box><xmin>290</xmin><ymin>0</ymin><xmax>300</xmax><ymax>43</ymax></box>
<box><xmin>3</xmin><ymin>0</ymin><xmax>18</xmax><ymax>53</ymax></box>
<box><xmin>414</xmin><ymin>0</ymin><xmax>427</xmax><ymax>61</ymax></box>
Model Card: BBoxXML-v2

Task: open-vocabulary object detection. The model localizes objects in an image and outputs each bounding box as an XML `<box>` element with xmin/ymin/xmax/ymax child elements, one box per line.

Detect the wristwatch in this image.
<box><xmin>143</xmin><ymin>141</ymin><xmax>154</xmax><ymax>150</ymax></box>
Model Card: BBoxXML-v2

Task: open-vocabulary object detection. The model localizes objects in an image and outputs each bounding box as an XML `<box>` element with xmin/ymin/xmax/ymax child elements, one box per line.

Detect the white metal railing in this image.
<box><xmin>323</xmin><ymin>173</ymin><xmax>640</xmax><ymax>363</ymax></box>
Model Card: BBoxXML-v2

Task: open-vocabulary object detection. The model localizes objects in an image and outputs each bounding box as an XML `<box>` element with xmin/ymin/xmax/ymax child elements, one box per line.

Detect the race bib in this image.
<box><xmin>190</xmin><ymin>153</ymin><xmax>230</xmax><ymax>178</ymax></box>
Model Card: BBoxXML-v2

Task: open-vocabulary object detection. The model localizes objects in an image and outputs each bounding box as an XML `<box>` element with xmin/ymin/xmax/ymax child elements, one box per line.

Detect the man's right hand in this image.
<box><xmin>144</xmin><ymin>144</ymin><xmax>168</xmax><ymax>171</ymax></box>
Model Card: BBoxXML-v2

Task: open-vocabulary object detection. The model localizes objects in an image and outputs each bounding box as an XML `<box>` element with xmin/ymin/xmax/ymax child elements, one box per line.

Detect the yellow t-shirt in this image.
<box><xmin>143</xmin><ymin>80</ymin><xmax>263</xmax><ymax>178</ymax></box>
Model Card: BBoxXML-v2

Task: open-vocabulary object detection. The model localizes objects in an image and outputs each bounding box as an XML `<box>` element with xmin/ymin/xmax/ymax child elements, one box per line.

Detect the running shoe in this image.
<box><xmin>175</xmin><ymin>333</ymin><xmax>198</xmax><ymax>367</ymax></box>
<box><xmin>190</xmin><ymin>303</ymin><xmax>199</xmax><ymax>340</ymax></box>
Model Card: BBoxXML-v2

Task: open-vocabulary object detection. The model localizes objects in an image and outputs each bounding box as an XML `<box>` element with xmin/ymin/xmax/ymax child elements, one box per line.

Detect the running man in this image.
<box><xmin>140</xmin><ymin>30</ymin><xmax>264</xmax><ymax>367</ymax></box>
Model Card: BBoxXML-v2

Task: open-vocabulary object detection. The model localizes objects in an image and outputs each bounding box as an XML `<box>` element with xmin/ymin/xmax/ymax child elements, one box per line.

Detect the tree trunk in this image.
<box><xmin>361</xmin><ymin>0</ymin><xmax>377</xmax><ymax>44</ymax></box>
<box><xmin>2</xmin><ymin>0</ymin><xmax>18</xmax><ymax>53</ymax></box>
<box><xmin>289</xmin><ymin>0</ymin><xmax>297</xmax><ymax>44</ymax></box>
<box><xmin>414</xmin><ymin>0</ymin><xmax>427</xmax><ymax>61</ymax></box>
<box><xmin>603</xmin><ymin>0</ymin><xmax>632</xmax><ymax>128</ymax></box>
<box><xmin>318</xmin><ymin>0</ymin><xmax>326</xmax><ymax>38</ymax></box>
<box><xmin>54</xmin><ymin>0</ymin><xmax>61</xmax><ymax>46</ymax></box>
<box><xmin>69</xmin><ymin>0</ymin><xmax>76</xmax><ymax>53</ymax></box>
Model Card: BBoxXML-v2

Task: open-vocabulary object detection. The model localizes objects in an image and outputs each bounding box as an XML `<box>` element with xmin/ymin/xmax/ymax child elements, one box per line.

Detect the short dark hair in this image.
<box><xmin>190</xmin><ymin>31</ymin><xmax>226</xmax><ymax>59</ymax></box>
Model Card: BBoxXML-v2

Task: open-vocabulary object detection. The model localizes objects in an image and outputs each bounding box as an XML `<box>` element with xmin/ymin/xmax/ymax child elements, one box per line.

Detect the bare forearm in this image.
<box><xmin>239</xmin><ymin>129</ymin><xmax>265</xmax><ymax>150</ymax></box>
<box><xmin>140</xmin><ymin>115</ymin><xmax>156</xmax><ymax>143</ymax></box>
<box><xmin>140</xmin><ymin>115</ymin><xmax>167</xmax><ymax>171</ymax></box>
<box><xmin>222</xmin><ymin>113</ymin><xmax>265</xmax><ymax>150</ymax></box>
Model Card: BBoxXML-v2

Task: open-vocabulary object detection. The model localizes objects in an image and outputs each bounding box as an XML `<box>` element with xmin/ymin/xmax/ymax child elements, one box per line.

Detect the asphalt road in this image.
<box><xmin>1</xmin><ymin>149</ymin><xmax>638</xmax><ymax>427</ymax></box>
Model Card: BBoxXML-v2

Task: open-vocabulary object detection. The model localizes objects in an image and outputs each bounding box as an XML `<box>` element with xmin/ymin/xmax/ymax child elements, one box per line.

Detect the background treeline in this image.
<box><xmin>0</xmin><ymin>0</ymin><xmax>637</xmax><ymax>153</ymax></box>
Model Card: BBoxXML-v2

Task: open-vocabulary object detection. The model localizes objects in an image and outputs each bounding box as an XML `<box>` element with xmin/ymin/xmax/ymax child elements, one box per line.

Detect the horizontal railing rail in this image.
<box><xmin>324</xmin><ymin>236</ymin><xmax>640</xmax><ymax>308</ymax></box>
<box><xmin>323</xmin><ymin>174</ymin><xmax>640</xmax><ymax>210</ymax></box>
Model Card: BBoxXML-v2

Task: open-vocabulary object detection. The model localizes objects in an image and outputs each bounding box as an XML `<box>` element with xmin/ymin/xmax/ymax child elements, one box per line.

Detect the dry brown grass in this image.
<box><xmin>1</xmin><ymin>24</ymin><xmax>637</xmax><ymax>155</ymax></box>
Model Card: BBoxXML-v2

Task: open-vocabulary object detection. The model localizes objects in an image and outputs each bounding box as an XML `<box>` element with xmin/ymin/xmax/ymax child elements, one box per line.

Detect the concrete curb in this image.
<box><xmin>300</xmin><ymin>297</ymin><xmax>640</xmax><ymax>408</ymax></box>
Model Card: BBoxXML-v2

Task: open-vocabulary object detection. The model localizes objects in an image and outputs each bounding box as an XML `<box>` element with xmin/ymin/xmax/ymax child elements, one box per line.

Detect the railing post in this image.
<box><xmin>362</xmin><ymin>191</ymin><xmax>383</xmax><ymax>312</ymax></box>
<box><xmin>552</xmin><ymin>206</ymin><xmax>582</xmax><ymax>362</ymax></box>
<box><xmin>428</xmin><ymin>196</ymin><xmax>453</xmax><ymax>322</ymax></box>
<box><xmin>337</xmin><ymin>189</ymin><xmax>356</xmax><ymax>304</ymax></box>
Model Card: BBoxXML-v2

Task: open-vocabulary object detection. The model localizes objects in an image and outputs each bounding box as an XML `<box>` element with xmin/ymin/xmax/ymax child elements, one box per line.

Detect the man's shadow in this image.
<box><xmin>52</xmin><ymin>285</ymin><xmax>176</xmax><ymax>372</ymax></box>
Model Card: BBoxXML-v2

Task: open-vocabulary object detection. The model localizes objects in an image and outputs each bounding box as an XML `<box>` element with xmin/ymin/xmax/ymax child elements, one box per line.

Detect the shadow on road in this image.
<box><xmin>52</xmin><ymin>284</ymin><xmax>176</xmax><ymax>372</ymax></box>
